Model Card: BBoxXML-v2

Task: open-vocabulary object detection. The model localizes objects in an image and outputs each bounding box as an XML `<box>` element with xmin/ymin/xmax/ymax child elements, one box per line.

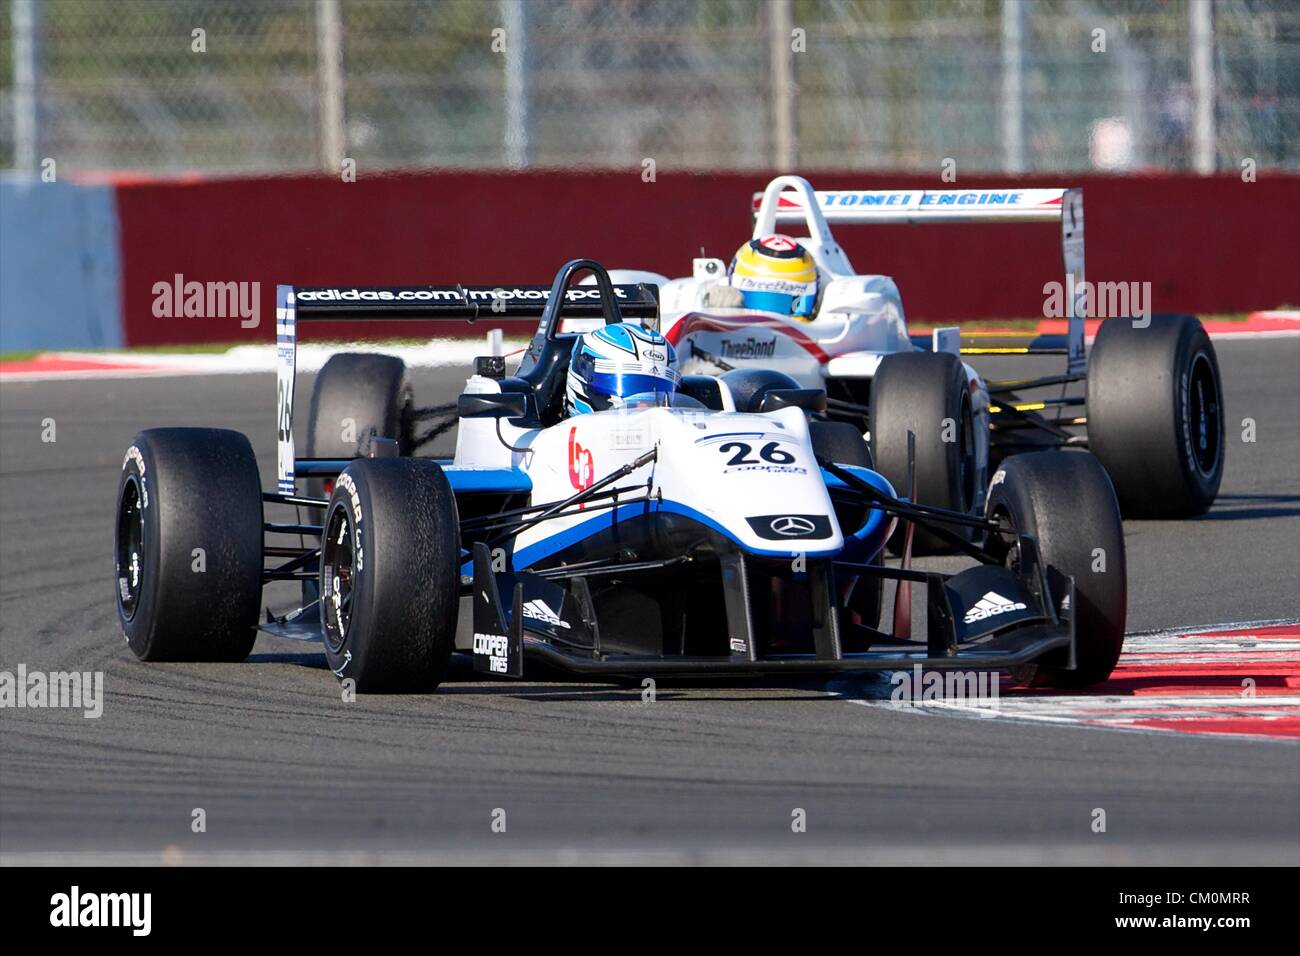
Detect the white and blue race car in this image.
<box><xmin>113</xmin><ymin>260</ymin><xmax>1127</xmax><ymax>693</ymax></box>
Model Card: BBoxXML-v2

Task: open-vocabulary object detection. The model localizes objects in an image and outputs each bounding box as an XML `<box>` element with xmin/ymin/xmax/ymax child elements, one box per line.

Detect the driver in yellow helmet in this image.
<box><xmin>701</xmin><ymin>233</ymin><xmax>821</xmax><ymax>321</ymax></box>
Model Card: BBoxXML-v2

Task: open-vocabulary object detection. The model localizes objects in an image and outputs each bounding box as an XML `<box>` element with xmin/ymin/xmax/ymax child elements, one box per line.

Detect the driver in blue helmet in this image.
<box><xmin>565</xmin><ymin>322</ymin><xmax>680</xmax><ymax>415</ymax></box>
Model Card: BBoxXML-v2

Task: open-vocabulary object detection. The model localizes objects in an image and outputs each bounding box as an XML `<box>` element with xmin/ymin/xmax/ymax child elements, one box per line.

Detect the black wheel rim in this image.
<box><xmin>321</xmin><ymin>502</ymin><xmax>355</xmax><ymax>653</ymax></box>
<box><xmin>1186</xmin><ymin>351</ymin><xmax>1222</xmax><ymax>478</ymax></box>
<box><xmin>115</xmin><ymin>475</ymin><xmax>145</xmax><ymax>622</ymax></box>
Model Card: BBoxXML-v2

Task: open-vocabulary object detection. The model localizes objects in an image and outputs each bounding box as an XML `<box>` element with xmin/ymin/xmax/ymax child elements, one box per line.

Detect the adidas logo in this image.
<box><xmin>522</xmin><ymin>598</ymin><xmax>571</xmax><ymax>629</ymax></box>
<box><xmin>963</xmin><ymin>591</ymin><xmax>1028</xmax><ymax>625</ymax></box>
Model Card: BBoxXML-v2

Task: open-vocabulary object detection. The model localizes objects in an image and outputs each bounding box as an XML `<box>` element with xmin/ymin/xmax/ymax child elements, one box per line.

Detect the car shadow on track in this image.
<box><xmin>245</xmin><ymin>649</ymin><xmax>858</xmax><ymax>702</ymax></box>
<box><xmin>439</xmin><ymin>657</ymin><xmax>857</xmax><ymax>702</ymax></box>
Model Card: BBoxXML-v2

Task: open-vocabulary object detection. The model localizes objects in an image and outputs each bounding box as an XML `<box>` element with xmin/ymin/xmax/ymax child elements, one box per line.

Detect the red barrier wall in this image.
<box><xmin>114</xmin><ymin>170</ymin><xmax>1300</xmax><ymax>346</ymax></box>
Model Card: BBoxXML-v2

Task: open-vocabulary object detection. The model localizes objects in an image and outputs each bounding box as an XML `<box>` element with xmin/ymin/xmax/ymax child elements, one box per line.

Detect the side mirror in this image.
<box><xmin>822</xmin><ymin>295</ymin><xmax>880</xmax><ymax>315</ymax></box>
<box><xmin>759</xmin><ymin>388</ymin><xmax>827</xmax><ymax>413</ymax></box>
<box><xmin>693</xmin><ymin>257</ymin><xmax>727</xmax><ymax>282</ymax></box>
<box><xmin>457</xmin><ymin>391</ymin><xmax>527</xmax><ymax>419</ymax></box>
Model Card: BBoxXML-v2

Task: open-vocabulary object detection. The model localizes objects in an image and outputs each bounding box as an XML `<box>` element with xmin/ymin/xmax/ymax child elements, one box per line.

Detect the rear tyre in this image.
<box><xmin>302</xmin><ymin>353</ymin><xmax>415</xmax><ymax>604</ymax></box>
<box><xmin>304</xmin><ymin>352</ymin><xmax>414</xmax><ymax>495</ymax></box>
<box><xmin>720</xmin><ymin>368</ymin><xmax>801</xmax><ymax>413</ymax></box>
<box><xmin>320</xmin><ymin>458</ymin><xmax>459</xmax><ymax>693</ymax></box>
<box><xmin>985</xmin><ymin>451</ymin><xmax>1127</xmax><ymax>687</ymax></box>
<box><xmin>1087</xmin><ymin>314</ymin><xmax>1224</xmax><ymax>517</ymax></box>
<box><xmin>870</xmin><ymin>351</ymin><xmax>977</xmax><ymax>554</ymax></box>
<box><xmin>810</xmin><ymin>421</ymin><xmax>881</xmax><ymax>629</ymax></box>
<box><xmin>115</xmin><ymin>428</ymin><xmax>263</xmax><ymax>662</ymax></box>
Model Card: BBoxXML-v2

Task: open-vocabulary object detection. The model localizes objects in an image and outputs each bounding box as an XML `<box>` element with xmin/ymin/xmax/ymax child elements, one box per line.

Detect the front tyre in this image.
<box><xmin>1087</xmin><ymin>314</ymin><xmax>1224</xmax><ymax>517</ymax></box>
<box><xmin>320</xmin><ymin>458</ymin><xmax>460</xmax><ymax>693</ymax></box>
<box><xmin>115</xmin><ymin>428</ymin><xmax>263</xmax><ymax>662</ymax></box>
<box><xmin>985</xmin><ymin>451</ymin><xmax>1127</xmax><ymax>687</ymax></box>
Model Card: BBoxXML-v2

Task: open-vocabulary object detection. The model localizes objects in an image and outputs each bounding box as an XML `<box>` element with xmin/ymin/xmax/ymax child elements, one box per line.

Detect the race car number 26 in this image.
<box><xmin>717</xmin><ymin>441</ymin><xmax>795</xmax><ymax>467</ymax></box>
<box><xmin>277</xmin><ymin>379</ymin><xmax>292</xmax><ymax>443</ymax></box>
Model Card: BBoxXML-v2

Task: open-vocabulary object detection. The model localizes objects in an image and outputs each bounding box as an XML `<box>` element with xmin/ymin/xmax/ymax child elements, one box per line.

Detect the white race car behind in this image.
<box><xmin>600</xmin><ymin>175</ymin><xmax>1225</xmax><ymax>551</ymax></box>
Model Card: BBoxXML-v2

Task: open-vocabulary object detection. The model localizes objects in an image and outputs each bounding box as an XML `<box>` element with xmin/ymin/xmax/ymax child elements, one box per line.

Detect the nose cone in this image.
<box><xmin>652</xmin><ymin>407</ymin><xmax>843</xmax><ymax>556</ymax></box>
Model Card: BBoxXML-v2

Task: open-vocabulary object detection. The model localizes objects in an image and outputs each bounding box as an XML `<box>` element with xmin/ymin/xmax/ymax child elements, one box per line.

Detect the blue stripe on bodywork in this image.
<box><xmin>445</xmin><ymin>468</ymin><xmax>532</xmax><ymax>494</ymax></box>
<box><xmin>821</xmin><ymin>464</ymin><xmax>895</xmax><ymax>498</ymax></box>
<box><xmin>454</xmin><ymin>465</ymin><xmax>895</xmax><ymax>573</ymax></box>
<box><xmin>510</xmin><ymin>498</ymin><xmax>841</xmax><ymax>570</ymax></box>
<box><xmin>821</xmin><ymin>465</ymin><xmax>895</xmax><ymax>563</ymax></box>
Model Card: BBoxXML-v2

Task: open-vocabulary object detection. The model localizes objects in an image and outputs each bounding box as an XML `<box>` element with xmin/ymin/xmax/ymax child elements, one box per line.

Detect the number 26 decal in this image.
<box><xmin>718</xmin><ymin>441</ymin><xmax>796</xmax><ymax>466</ymax></box>
<box><xmin>277</xmin><ymin>379</ymin><xmax>293</xmax><ymax>443</ymax></box>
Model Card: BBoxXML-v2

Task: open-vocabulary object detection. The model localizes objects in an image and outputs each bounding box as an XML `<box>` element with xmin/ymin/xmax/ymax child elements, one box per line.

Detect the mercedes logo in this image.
<box><xmin>770</xmin><ymin>515</ymin><xmax>816</xmax><ymax>536</ymax></box>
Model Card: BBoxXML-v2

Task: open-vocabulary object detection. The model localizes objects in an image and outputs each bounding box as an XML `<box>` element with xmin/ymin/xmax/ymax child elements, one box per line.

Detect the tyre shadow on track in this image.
<box><xmin>247</xmin><ymin>652</ymin><xmax>327</xmax><ymax>666</ymax></box>
<box><xmin>1190</xmin><ymin>493</ymin><xmax>1300</xmax><ymax>521</ymax></box>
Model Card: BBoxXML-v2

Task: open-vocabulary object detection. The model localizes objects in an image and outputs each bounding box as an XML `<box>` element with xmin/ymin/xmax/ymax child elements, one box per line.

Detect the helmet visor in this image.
<box><xmin>585</xmin><ymin>369</ymin><xmax>678</xmax><ymax>403</ymax></box>
<box><xmin>737</xmin><ymin>289</ymin><xmax>797</xmax><ymax>314</ymax></box>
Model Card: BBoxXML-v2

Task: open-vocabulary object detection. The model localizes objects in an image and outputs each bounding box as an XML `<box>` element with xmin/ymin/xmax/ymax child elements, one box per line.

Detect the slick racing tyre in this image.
<box><xmin>115</xmin><ymin>428</ymin><xmax>263</xmax><ymax>662</ymax></box>
<box><xmin>719</xmin><ymin>368</ymin><xmax>802</xmax><ymax>413</ymax></box>
<box><xmin>304</xmin><ymin>352</ymin><xmax>415</xmax><ymax>497</ymax></box>
<box><xmin>320</xmin><ymin>458</ymin><xmax>459</xmax><ymax>693</ymax></box>
<box><xmin>810</xmin><ymin>421</ymin><xmax>881</xmax><ymax>630</ymax></box>
<box><xmin>810</xmin><ymin>419</ymin><xmax>874</xmax><ymax>470</ymax></box>
<box><xmin>1086</xmin><ymin>314</ymin><xmax>1224</xmax><ymax>517</ymax></box>
<box><xmin>870</xmin><ymin>351</ymin><xmax>978</xmax><ymax>555</ymax></box>
<box><xmin>985</xmin><ymin>451</ymin><xmax>1127</xmax><ymax>687</ymax></box>
<box><xmin>302</xmin><ymin>353</ymin><xmax>415</xmax><ymax>605</ymax></box>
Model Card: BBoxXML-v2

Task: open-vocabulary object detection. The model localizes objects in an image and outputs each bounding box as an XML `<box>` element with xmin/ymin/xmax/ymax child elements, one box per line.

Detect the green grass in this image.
<box><xmin>0</xmin><ymin>342</ymin><xmax>245</xmax><ymax>362</ymax></box>
<box><xmin>908</xmin><ymin>312</ymin><xmax>1258</xmax><ymax>330</ymax></box>
<box><xmin>908</xmin><ymin>318</ymin><xmax>1041</xmax><ymax>331</ymax></box>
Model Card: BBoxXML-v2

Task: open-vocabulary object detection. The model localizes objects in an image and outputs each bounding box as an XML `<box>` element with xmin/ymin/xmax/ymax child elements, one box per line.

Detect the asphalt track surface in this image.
<box><xmin>1</xmin><ymin>337</ymin><xmax>1297</xmax><ymax>864</ymax></box>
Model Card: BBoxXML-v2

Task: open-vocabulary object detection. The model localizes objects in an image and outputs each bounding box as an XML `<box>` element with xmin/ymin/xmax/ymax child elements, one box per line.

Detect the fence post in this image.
<box><xmin>503</xmin><ymin>0</ymin><xmax>530</xmax><ymax>168</ymax></box>
<box><xmin>1000</xmin><ymin>0</ymin><xmax>1025</xmax><ymax>173</ymax></box>
<box><xmin>770</xmin><ymin>0</ymin><xmax>796</xmax><ymax>171</ymax></box>
<box><xmin>1189</xmin><ymin>0</ymin><xmax>1216</xmax><ymax>173</ymax></box>
<box><xmin>12</xmin><ymin>0</ymin><xmax>41</xmax><ymax>175</ymax></box>
<box><xmin>316</xmin><ymin>0</ymin><xmax>346</xmax><ymax>173</ymax></box>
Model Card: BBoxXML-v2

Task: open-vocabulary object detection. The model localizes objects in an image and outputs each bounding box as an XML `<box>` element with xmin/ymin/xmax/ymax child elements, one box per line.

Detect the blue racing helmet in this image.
<box><xmin>565</xmin><ymin>322</ymin><xmax>680</xmax><ymax>415</ymax></box>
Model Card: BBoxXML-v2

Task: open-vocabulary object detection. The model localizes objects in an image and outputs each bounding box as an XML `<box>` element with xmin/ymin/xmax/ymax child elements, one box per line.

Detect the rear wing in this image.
<box><xmin>752</xmin><ymin>183</ymin><xmax>1073</xmax><ymax>226</ymax></box>
<box><xmin>273</xmin><ymin>281</ymin><xmax>659</xmax><ymax>493</ymax></box>
<box><xmin>288</xmin><ymin>284</ymin><xmax>659</xmax><ymax>320</ymax></box>
<box><xmin>750</xmin><ymin>175</ymin><xmax>1086</xmax><ymax>374</ymax></box>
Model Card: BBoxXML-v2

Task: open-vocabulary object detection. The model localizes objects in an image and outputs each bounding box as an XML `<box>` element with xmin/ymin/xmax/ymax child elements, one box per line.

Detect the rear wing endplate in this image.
<box><xmin>751</xmin><ymin>176</ymin><xmax>1086</xmax><ymax>374</ymax></box>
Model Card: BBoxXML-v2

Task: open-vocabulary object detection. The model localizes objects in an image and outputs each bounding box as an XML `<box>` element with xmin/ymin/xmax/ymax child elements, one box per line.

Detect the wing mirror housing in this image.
<box><xmin>457</xmin><ymin>392</ymin><xmax>528</xmax><ymax>419</ymax></box>
<box><xmin>759</xmin><ymin>388</ymin><xmax>827</xmax><ymax>413</ymax></box>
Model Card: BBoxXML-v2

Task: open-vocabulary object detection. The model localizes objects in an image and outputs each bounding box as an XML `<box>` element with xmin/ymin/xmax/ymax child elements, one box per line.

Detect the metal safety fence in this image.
<box><xmin>2</xmin><ymin>0</ymin><xmax>1296</xmax><ymax>175</ymax></box>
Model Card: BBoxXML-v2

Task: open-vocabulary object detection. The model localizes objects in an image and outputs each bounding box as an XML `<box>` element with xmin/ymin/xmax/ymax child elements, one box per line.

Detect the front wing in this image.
<box><xmin>468</xmin><ymin>541</ymin><xmax>1077</xmax><ymax>679</ymax></box>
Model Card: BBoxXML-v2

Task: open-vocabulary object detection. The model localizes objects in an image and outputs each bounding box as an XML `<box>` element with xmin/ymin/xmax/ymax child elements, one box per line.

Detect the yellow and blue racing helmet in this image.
<box><xmin>728</xmin><ymin>234</ymin><xmax>820</xmax><ymax>319</ymax></box>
